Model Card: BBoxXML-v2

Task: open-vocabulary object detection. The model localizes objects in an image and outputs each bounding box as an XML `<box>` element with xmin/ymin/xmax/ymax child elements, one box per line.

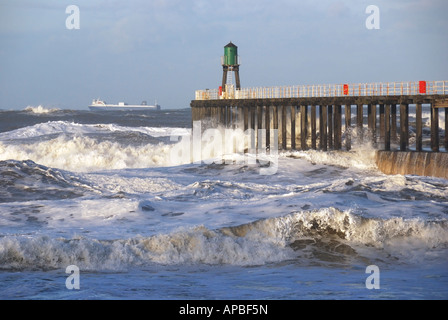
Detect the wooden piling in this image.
<box><xmin>445</xmin><ymin>108</ymin><xmax>448</xmax><ymax>151</ymax></box>
<box><xmin>379</xmin><ymin>104</ymin><xmax>385</xmax><ymax>148</ymax></box>
<box><xmin>237</xmin><ymin>106</ymin><xmax>243</xmax><ymax>129</ymax></box>
<box><xmin>371</xmin><ymin>104</ymin><xmax>377</xmax><ymax>145</ymax></box>
<box><xmin>250</xmin><ymin>106</ymin><xmax>256</xmax><ymax>150</ymax></box>
<box><xmin>400</xmin><ymin>103</ymin><xmax>408</xmax><ymax>151</ymax></box>
<box><xmin>290</xmin><ymin>106</ymin><xmax>296</xmax><ymax>150</ymax></box>
<box><xmin>368</xmin><ymin>104</ymin><xmax>374</xmax><ymax>136</ymax></box>
<box><xmin>273</xmin><ymin>105</ymin><xmax>278</xmax><ymax>149</ymax></box>
<box><xmin>357</xmin><ymin>103</ymin><xmax>363</xmax><ymax>141</ymax></box>
<box><xmin>345</xmin><ymin>104</ymin><xmax>351</xmax><ymax>151</ymax></box>
<box><xmin>281</xmin><ymin>105</ymin><xmax>287</xmax><ymax>150</ymax></box>
<box><xmin>391</xmin><ymin>104</ymin><xmax>397</xmax><ymax>143</ymax></box>
<box><xmin>257</xmin><ymin>105</ymin><xmax>263</xmax><ymax>148</ymax></box>
<box><xmin>431</xmin><ymin>105</ymin><xmax>439</xmax><ymax>152</ymax></box>
<box><xmin>300</xmin><ymin>105</ymin><xmax>307</xmax><ymax>150</ymax></box>
<box><xmin>311</xmin><ymin>105</ymin><xmax>317</xmax><ymax>150</ymax></box>
<box><xmin>265</xmin><ymin>106</ymin><xmax>271</xmax><ymax>150</ymax></box>
<box><xmin>328</xmin><ymin>105</ymin><xmax>333</xmax><ymax>149</ymax></box>
<box><xmin>334</xmin><ymin>105</ymin><xmax>342</xmax><ymax>150</ymax></box>
<box><xmin>321</xmin><ymin>105</ymin><xmax>327</xmax><ymax>151</ymax></box>
<box><xmin>385</xmin><ymin>104</ymin><xmax>391</xmax><ymax>151</ymax></box>
<box><xmin>416</xmin><ymin>103</ymin><xmax>422</xmax><ymax>152</ymax></box>
<box><xmin>243</xmin><ymin>106</ymin><xmax>249</xmax><ymax>131</ymax></box>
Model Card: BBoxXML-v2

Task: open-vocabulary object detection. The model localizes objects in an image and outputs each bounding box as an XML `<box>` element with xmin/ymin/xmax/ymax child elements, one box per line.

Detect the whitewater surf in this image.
<box><xmin>0</xmin><ymin>106</ymin><xmax>447</xmax><ymax>299</ymax></box>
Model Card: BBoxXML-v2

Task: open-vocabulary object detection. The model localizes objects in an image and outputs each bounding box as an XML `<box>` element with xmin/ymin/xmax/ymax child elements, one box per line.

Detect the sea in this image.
<box><xmin>0</xmin><ymin>105</ymin><xmax>447</xmax><ymax>302</ymax></box>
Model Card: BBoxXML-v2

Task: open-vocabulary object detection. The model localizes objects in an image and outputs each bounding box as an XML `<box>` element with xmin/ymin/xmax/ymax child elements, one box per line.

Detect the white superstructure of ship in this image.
<box><xmin>89</xmin><ymin>99</ymin><xmax>161</xmax><ymax>111</ymax></box>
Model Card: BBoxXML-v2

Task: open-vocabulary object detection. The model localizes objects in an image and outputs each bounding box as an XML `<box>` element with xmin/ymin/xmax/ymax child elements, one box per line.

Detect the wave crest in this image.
<box><xmin>24</xmin><ymin>105</ymin><xmax>60</xmax><ymax>114</ymax></box>
<box><xmin>0</xmin><ymin>135</ymin><xmax>188</xmax><ymax>171</ymax></box>
<box><xmin>1</xmin><ymin>208</ymin><xmax>446</xmax><ymax>271</ymax></box>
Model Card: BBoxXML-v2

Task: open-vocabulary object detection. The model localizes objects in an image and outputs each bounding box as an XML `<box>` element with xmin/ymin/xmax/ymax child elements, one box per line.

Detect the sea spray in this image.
<box><xmin>24</xmin><ymin>105</ymin><xmax>60</xmax><ymax>114</ymax></box>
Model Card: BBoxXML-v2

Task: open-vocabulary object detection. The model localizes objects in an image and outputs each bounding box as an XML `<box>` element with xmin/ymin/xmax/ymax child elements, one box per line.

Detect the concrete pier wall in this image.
<box><xmin>376</xmin><ymin>151</ymin><xmax>448</xmax><ymax>179</ymax></box>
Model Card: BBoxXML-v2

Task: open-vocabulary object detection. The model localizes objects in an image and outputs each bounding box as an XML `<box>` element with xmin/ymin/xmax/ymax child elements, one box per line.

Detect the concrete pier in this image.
<box><xmin>376</xmin><ymin>151</ymin><xmax>448</xmax><ymax>179</ymax></box>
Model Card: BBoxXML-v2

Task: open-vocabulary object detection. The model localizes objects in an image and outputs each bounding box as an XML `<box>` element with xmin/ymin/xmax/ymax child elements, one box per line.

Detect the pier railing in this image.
<box><xmin>195</xmin><ymin>80</ymin><xmax>448</xmax><ymax>101</ymax></box>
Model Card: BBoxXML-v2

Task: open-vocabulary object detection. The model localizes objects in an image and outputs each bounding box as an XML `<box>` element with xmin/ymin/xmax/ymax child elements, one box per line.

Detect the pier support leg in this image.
<box><xmin>445</xmin><ymin>108</ymin><xmax>448</xmax><ymax>151</ymax></box>
<box><xmin>385</xmin><ymin>105</ymin><xmax>391</xmax><ymax>151</ymax></box>
<box><xmin>273</xmin><ymin>105</ymin><xmax>278</xmax><ymax>151</ymax></box>
<box><xmin>405</xmin><ymin>104</ymin><xmax>409</xmax><ymax>149</ymax></box>
<box><xmin>222</xmin><ymin>67</ymin><xmax>228</xmax><ymax>93</ymax></box>
<box><xmin>282</xmin><ymin>105</ymin><xmax>287</xmax><ymax>150</ymax></box>
<box><xmin>250</xmin><ymin>106</ymin><xmax>256</xmax><ymax>152</ymax></box>
<box><xmin>357</xmin><ymin>104</ymin><xmax>363</xmax><ymax>141</ymax></box>
<box><xmin>300</xmin><ymin>105</ymin><xmax>308</xmax><ymax>150</ymax></box>
<box><xmin>391</xmin><ymin>104</ymin><xmax>397</xmax><ymax>144</ymax></box>
<box><xmin>400</xmin><ymin>103</ymin><xmax>409</xmax><ymax>151</ymax></box>
<box><xmin>371</xmin><ymin>104</ymin><xmax>377</xmax><ymax>145</ymax></box>
<box><xmin>328</xmin><ymin>105</ymin><xmax>333</xmax><ymax>150</ymax></box>
<box><xmin>379</xmin><ymin>104</ymin><xmax>385</xmax><ymax>149</ymax></box>
<box><xmin>334</xmin><ymin>105</ymin><xmax>342</xmax><ymax>150</ymax></box>
<box><xmin>345</xmin><ymin>104</ymin><xmax>351</xmax><ymax>151</ymax></box>
<box><xmin>221</xmin><ymin>106</ymin><xmax>226</xmax><ymax>127</ymax></box>
<box><xmin>416</xmin><ymin>103</ymin><xmax>422</xmax><ymax>152</ymax></box>
<box><xmin>244</xmin><ymin>107</ymin><xmax>249</xmax><ymax>132</ymax></box>
<box><xmin>295</xmin><ymin>107</ymin><xmax>300</xmax><ymax>148</ymax></box>
<box><xmin>290</xmin><ymin>106</ymin><xmax>296</xmax><ymax>150</ymax></box>
<box><xmin>265</xmin><ymin>106</ymin><xmax>271</xmax><ymax>151</ymax></box>
<box><xmin>257</xmin><ymin>105</ymin><xmax>263</xmax><ymax>149</ymax></box>
<box><xmin>431</xmin><ymin>105</ymin><xmax>439</xmax><ymax>152</ymax></box>
<box><xmin>321</xmin><ymin>105</ymin><xmax>328</xmax><ymax>151</ymax></box>
<box><xmin>311</xmin><ymin>105</ymin><xmax>317</xmax><ymax>150</ymax></box>
<box><xmin>319</xmin><ymin>105</ymin><xmax>323</xmax><ymax>150</ymax></box>
<box><xmin>213</xmin><ymin>106</ymin><xmax>218</xmax><ymax>126</ymax></box>
<box><xmin>237</xmin><ymin>106</ymin><xmax>244</xmax><ymax>130</ymax></box>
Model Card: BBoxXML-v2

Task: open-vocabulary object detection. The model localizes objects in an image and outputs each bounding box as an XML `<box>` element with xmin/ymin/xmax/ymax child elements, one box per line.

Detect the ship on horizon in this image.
<box><xmin>88</xmin><ymin>99</ymin><xmax>161</xmax><ymax>111</ymax></box>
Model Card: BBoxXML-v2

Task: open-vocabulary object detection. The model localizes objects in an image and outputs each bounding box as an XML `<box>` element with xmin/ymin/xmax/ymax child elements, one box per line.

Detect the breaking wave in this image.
<box><xmin>0</xmin><ymin>121</ymin><xmax>190</xmax><ymax>140</ymax></box>
<box><xmin>24</xmin><ymin>105</ymin><xmax>60</xmax><ymax>114</ymax></box>
<box><xmin>0</xmin><ymin>135</ymin><xmax>185</xmax><ymax>171</ymax></box>
<box><xmin>1</xmin><ymin>208</ymin><xmax>446</xmax><ymax>271</ymax></box>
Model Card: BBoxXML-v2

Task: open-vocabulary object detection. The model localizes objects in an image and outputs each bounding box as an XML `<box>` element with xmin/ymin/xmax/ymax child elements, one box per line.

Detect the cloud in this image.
<box><xmin>1</xmin><ymin>0</ymin><xmax>447</xmax><ymax>109</ymax></box>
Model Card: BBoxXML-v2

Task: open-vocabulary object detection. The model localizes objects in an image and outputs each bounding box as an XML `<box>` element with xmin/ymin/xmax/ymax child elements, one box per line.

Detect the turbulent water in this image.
<box><xmin>0</xmin><ymin>106</ymin><xmax>447</xmax><ymax>300</ymax></box>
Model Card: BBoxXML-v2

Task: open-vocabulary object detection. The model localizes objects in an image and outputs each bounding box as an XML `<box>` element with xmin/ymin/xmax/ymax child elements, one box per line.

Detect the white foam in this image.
<box><xmin>95</xmin><ymin>123</ymin><xmax>190</xmax><ymax>138</ymax></box>
<box><xmin>24</xmin><ymin>105</ymin><xmax>60</xmax><ymax>114</ymax></box>
<box><xmin>1</xmin><ymin>207</ymin><xmax>446</xmax><ymax>271</ymax></box>
<box><xmin>0</xmin><ymin>121</ymin><xmax>190</xmax><ymax>140</ymax></box>
<box><xmin>0</xmin><ymin>126</ymin><xmax>268</xmax><ymax>172</ymax></box>
<box><xmin>423</xmin><ymin>111</ymin><xmax>446</xmax><ymax>131</ymax></box>
<box><xmin>263</xmin><ymin>208</ymin><xmax>448</xmax><ymax>265</ymax></box>
<box><xmin>286</xmin><ymin>148</ymin><xmax>377</xmax><ymax>171</ymax></box>
<box><xmin>0</xmin><ymin>135</ymin><xmax>191</xmax><ymax>171</ymax></box>
<box><xmin>0</xmin><ymin>225</ymin><xmax>294</xmax><ymax>270</ymax></box>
